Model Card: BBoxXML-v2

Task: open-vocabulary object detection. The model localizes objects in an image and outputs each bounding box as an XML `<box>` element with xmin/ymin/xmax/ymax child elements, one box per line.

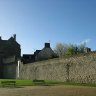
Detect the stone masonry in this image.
<box><xmin>19</xmin><ymin>52</ymin><xmax>96</xmax><ymax>84</ymax></box>
<box><xmin>0</xmin><ymin>34</ymin><xmax>21</xmax><ymax>78</ymax></box>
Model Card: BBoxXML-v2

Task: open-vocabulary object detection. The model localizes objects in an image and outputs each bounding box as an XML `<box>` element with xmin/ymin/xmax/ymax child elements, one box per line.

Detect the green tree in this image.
<box><xmin>78</xmin><ymin>42</ymin><xmax>86</xmax><ymax>53</ymax></box>
<box><xmin>54</xmin><ymin>43</ymin><xmax>68</xmax><ymax>57</ymax></box>
<box><xmin>54</xmin><ymin>42</ymin><xmax>86</xmax><ymax>57</ymax></box>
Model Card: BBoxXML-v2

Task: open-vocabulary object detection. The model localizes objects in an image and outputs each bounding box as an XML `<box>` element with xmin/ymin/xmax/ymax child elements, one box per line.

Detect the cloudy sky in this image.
<box><xmin>0</xmin><ymin>0</ymin><xmax>96</xmax><ymax>54</ymax></box>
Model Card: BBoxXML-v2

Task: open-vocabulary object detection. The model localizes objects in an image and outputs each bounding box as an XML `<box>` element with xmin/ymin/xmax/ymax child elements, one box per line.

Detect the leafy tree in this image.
<box><xmin>78</xmin><ymin>42</ymin><xmax>86</xmax><ymax>53</ymax></box>
<box><xmin>54</xmin><ymin>42</ymin><xmax>86</xmax><ymax>57</ymax></box>
<box><xmin>54</xmin><ymin>43</ymin><xmax>68</xmax><ymax>57</ymax></box>
<box><xmin>65</xmin><ymin>44</ymin><xmax>78</xmax><ymax>56</ymax></box>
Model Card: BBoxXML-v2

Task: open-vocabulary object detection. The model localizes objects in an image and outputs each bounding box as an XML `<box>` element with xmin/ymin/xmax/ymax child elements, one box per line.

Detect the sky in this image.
<box><xmin>0</xmin><ymin>0</ymin><xmax>96</xmax><ymax>55</ymax></box>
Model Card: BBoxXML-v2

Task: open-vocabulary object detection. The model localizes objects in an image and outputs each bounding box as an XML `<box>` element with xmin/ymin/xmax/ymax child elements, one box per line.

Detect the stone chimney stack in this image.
<box><xmin>45</xmin><ymin>43</ymin><xmax>50</xmax><ymax>48</ymax></box>
<box><xmin>13</xmin><ymin>34</ymin><xmax>16</xmax><ymax>41</ymax></box>
<box><xmin>0</xmin><ymin>36</ymin><xmax>2</xmax><ymax>40</ymax></box>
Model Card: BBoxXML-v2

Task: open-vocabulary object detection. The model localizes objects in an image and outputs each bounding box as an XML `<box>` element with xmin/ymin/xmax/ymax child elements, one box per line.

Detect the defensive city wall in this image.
<box><xmin>19</xmin><ymin>52</ymin><xmax>96</xmax><ymax>84</ymax></box>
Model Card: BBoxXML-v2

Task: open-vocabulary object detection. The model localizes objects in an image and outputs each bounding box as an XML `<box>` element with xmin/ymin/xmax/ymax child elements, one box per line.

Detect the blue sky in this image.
<box><xmin>0</xmin><ymin>0</ymin><xmax>96</xmax><ymax>54</ymax></box>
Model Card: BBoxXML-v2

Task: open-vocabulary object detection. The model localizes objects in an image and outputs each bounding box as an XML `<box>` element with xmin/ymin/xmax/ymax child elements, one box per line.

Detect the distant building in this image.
<box><xmin>22</xmin><ymin>54</ymin><xmax>35</xmax><ymax>64</ymax></box>
<box><xmin>35</xmin><ymin>43</ymin><xmax>57</xmax><ymax>61</ymax></box>
<box><xmin>84</xmin><ymin>47</ymin><xmax>91</xmax><ymax>53</ymax></box>
<box><xmin>0</xmin><ymin>34</ymin><xmax>21</xmax><ymax>78</ymax></box>
<box><xmin>22</xmin><ymin>43</ymin><xmax>57</xmax><ymax>64</ymax></box>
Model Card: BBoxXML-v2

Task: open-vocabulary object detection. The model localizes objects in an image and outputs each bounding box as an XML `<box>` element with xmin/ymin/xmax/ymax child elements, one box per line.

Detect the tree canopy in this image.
<box><xmin>54</xmin><ymin>42</ymin><xmax>86</xmax><ymax>57</ymax></box>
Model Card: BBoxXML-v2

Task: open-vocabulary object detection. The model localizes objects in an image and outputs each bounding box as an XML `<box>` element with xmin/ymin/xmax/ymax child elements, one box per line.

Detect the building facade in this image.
<box><xmin>22</xmin><ymin>43</ymin><xmax>57</xmax><ymax>64</ymax></box>
<box><xmin>0</xmin><ymin>34</ymin><xmax>21</xmax><ymax>78</ymax></box>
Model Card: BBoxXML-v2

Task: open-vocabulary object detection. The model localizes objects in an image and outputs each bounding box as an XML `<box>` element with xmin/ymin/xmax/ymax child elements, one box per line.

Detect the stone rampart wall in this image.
<box><xmin>19</xmin><ymin>53</ymin><xmax>96</xmax><ymax>83</ymax></box>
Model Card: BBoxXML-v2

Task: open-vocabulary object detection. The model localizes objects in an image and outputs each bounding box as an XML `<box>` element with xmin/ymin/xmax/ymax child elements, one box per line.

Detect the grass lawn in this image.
<box><xmin>0</xmin><ymin>79</ymin><xmax>96</xmax><ymax>87</ymax></box>
<box><xmin>0</xmin><ymin>79</ymin><xmax>96</xmax><ymax>96</ymax></box>
<box><xmin>0</xmin><ymin>79</ymin><xmax>33</xmax><ymax>86</ymax></box>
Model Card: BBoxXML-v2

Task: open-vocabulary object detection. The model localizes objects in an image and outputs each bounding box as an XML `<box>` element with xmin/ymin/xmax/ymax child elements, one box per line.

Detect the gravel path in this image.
<box><xmin>0</xmin><ymin>85</ymin><xmax>96</xmax><ymax>96</ymax></box>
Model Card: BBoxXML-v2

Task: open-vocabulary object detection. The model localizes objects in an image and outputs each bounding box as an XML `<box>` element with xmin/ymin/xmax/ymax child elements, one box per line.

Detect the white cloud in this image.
<box><xmin>80</xmin><ymin>39</ymin><xmax>91</xmax><ymax>44</ymax></box>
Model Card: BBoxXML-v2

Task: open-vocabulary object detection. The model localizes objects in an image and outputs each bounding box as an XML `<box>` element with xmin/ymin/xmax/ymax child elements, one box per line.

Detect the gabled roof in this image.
<box><xmin>8</xmin><ymin>36</ymin><xmax>20</xmax><ymax>46</ymax></box>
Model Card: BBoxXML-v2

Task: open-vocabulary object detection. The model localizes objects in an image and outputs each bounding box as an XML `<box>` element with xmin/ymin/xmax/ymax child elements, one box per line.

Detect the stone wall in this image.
<box><xmin>3</xmin><ymin>56</ymin><xmax>17</xmax><ymax>79</ymax></box>
<box><xmin>3</xmin><ymin>63</ymin><xmax>17</xmax><ymax>78</ymax></box>
<box><xmin>19</xmin><ymin>52</ymin><xmax>96</xmax><ymax>83</ymax></box>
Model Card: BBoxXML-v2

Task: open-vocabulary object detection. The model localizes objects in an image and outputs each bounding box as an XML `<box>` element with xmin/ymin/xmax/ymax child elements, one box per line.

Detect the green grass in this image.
<box><xmin>0</xmin><ymin>79</ymin><xmax>34</xmax><ymax>86</ymax></box>
<box><xmin>0</xmin><ymin>79</ymin><xmax>96</xmax><ymax>87</ymax></box>
<box><xmin>44</xmin><ymin>80</ymin><xmax>96</xmax><ymax>87</ymax></box>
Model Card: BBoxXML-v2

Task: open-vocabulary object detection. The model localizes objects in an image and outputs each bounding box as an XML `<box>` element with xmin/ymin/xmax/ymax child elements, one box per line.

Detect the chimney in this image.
<box><xmin>0</xmin><ymin>36</ymin><xmax>2</xmax><ymax>40</ymax></box>
<box><xmin>13</xmin><ymin>34</ymin><xmax>16</xmax><ymax>41</ymax></box>
<box><xmin>45</xmin><ymin>43</ymin><xmax>50</xmax><ymax>48</ymax></box>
